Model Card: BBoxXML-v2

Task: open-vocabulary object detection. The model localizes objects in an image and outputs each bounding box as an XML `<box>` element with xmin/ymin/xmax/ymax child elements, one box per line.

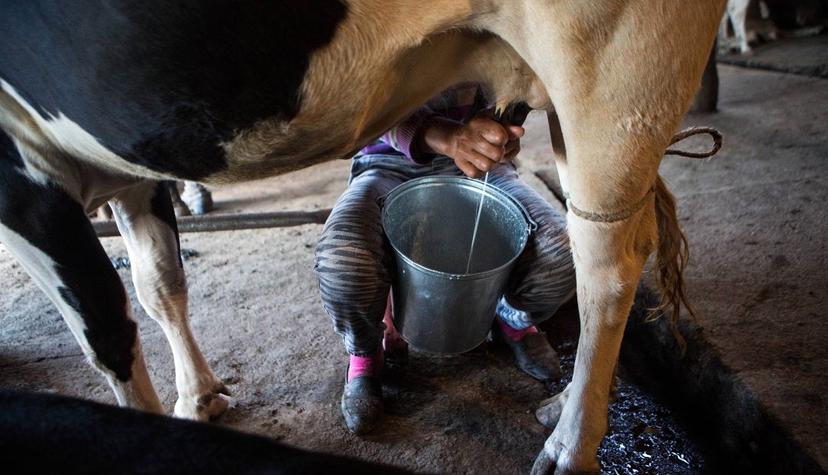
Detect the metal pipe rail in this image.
<box><xmin>93</xmin><ymin>209</ymin><xmax>332</xmax><ymax>237</ymax></box>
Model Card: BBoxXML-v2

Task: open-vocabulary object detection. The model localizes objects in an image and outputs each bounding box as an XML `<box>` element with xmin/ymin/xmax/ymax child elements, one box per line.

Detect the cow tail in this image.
<box><xmin>650</xmin><ymin>175</ymin><xmax>694</xmax><ymax>351</ymax></box>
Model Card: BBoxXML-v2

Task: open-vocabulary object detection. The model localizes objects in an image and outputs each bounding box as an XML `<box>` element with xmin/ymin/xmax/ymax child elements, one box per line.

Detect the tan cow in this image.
<box><xmin>0</xmin><ymin>1</ymin><xmax>725</xmax><ymax>473</ymax></box>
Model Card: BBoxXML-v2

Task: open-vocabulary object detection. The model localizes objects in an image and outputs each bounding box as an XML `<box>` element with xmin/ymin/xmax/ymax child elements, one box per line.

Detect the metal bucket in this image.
<box><xmin>381</xmin><ymin>176</ymin><xmax>535</xmax><ymax>354</ymax></box>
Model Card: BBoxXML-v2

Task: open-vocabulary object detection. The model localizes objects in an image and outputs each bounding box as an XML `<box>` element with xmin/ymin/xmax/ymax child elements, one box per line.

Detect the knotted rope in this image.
<box><xmin>664</xmin><ymin>126</ymin><xmax>722</xmax><ymax>159</ymax></box>
<box><xmin>566</xmin><ymin>126</ymin><xmax>722</xmax><ymax>223</ymax></box>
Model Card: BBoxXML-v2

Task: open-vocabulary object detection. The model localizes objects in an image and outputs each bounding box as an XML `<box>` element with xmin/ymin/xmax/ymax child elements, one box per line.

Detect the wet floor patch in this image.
<box><xmin>540</xmin><ymin>298</ymin><xmax>707</xmax><ymax>474</ymax></box>
<box><xmin>547</xmin><ymin>341</ymin><xmax>705</xmax><ymax>475</ymax></box>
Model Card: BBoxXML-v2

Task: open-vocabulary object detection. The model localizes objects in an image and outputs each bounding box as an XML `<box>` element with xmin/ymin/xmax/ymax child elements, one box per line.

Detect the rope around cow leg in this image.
<box><xmin>565</xmin><ymin>126</ymin><xmax>722</xmax><ymax>223</ymax></box>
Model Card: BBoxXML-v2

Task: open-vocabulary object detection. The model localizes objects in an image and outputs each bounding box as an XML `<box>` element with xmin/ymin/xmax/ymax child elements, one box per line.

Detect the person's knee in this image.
<box><xmin>315</xmin><ymin>225</ymin><xmax>389</xmax><ymax>294</ymax></box>
<box><xmin>316</xmin><ymin>221</ymin><xmax>382</xmax><ymax>269</ymax></box>
<box><xmin>535</xmin><ymin>217</ymin><xmax>573</xmax><ymax>262</ymax></box>
<box><xmin>557</xmin><ymin>254</ymin><xmax>577</xmax><ymax>301</ymax></box>
<box><xmin>510</xmin><ymin>225</ymin><xmax>577</xmax><ymax>315</ymax></box>
<box><xmin>539</xmin><ymin>231</ymin><xmax>577</xmax><ymax>297</ymax></box>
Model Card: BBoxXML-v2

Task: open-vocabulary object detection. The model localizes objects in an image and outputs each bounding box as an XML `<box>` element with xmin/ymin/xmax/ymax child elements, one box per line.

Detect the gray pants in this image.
<box><xmin>314</xmin><ymin>154</ymin><xmax>575</xmax><ymax>356</ymax></box>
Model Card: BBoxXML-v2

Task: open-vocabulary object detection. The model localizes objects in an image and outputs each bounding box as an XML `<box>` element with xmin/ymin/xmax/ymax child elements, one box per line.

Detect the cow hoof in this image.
<box><xmin>530</xmin><ymin>449</ymin><xmax>557</xmax><ymax>475</ymax></box>
<box><xmin>174</xmin><ymin>383</ymin><xmax>231</xmax><ymax>421</ymax></box>
<box><xmin>532</xmin><ymin>439</ymin><xmax>599</xmax><ymax>475</ymax></box>
<box><xmin>536</xmin><ymin>384</ymin><xmax>570</xmax><ymax>429</ymax></box>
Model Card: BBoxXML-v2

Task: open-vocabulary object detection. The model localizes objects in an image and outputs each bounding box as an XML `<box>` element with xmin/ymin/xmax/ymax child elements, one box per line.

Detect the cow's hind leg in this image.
<box><xmin>483</xmin><ymin>2</ymin><xmax>724</xmax><ymax>473</ymax></box>
<box><xmin>0</xmin><ymin>133</ymin><xmax>162</xmax><ymax>412</ymax></box>
<box><xmin>109</xmin><ymin>182</ymin><xmax>228</xmax><ymax>421</ymax></box>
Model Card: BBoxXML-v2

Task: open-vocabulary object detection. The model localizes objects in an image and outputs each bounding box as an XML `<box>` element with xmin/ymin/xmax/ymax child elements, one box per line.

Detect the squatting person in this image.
<box><xmin>314</xmin><ymin>84</ymin><xmax>576</xmax><ymax>434</ymax></box>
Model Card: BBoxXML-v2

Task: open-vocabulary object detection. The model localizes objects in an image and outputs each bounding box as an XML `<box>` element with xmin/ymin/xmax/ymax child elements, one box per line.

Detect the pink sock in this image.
<box><xmin>348</xmin><ymin>348</ymin><xmax>383</xmax><ymax>382</ymax></box>
<box><xmin>496</xmin><ymin>317</ymin><xmax>538</xmax><ymax>342</ymax></box>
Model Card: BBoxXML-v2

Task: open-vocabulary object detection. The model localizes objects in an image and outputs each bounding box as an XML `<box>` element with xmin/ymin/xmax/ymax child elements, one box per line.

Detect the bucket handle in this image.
<box><xmin>376</xmin><ymin>192</ymin><xmax>390</xmax><ymax>208</ymax></box>
<box><xmin>510</xmin><ymin>195</ymin><xmax>538</xmax><ymax>233</ymax></box>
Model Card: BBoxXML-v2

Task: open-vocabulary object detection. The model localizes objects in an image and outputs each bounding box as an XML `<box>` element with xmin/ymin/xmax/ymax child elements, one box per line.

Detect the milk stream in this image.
<box><xmin>465</xmin><ymin>171</ymin><xmax>489</xmax><ymax>274</ymax></box>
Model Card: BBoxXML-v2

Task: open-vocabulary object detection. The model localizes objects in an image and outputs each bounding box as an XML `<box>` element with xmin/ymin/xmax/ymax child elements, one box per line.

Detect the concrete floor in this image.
<box><xmin>0</xmin><ymin>59</ymin><xmax>826</xmax><ymax>473</ymax></box>
<box><xmin>661</xmin><ymin>64</ymin><xmax>828</xmax><ymax>471</ymax></box>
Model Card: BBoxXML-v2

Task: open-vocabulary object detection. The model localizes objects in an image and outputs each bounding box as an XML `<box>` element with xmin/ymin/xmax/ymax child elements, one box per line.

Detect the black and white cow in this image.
<box><xmin>1</xmin><ymin>0</ymin><xmax>353</xmax><ymax>422</ymax></box>
<box><xmin>1</xmin><ymin>1</ymin><xmax>725</xmax><ymax>473</ymax></box>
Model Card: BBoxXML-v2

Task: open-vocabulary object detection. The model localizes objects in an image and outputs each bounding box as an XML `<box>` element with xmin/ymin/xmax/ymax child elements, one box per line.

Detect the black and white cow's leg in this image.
<box><xmin>0</xmin><ymin>133</ymin><xmax>162</xmax><ymax>412</ymax></box>
<box><xmin>109</xmin><ymin>182</ymin><xmax>228</xmax><ymax>421</ymax></box>
<box><xmin>164</xmin><ymin>181</ymin><xmax>192</xmax><ymax>217</ymax></box>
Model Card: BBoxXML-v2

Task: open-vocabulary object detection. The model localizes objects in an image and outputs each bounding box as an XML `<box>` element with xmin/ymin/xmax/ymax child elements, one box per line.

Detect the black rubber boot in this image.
<box><xmin>340</xmin><ymin>376</ymin><xmax>383</xmax><ymax>435</ymax></box>
<box><xmin>497</xmin><ymin>328</ymin><xmax>562</xmax><ymax>382</ymax></box>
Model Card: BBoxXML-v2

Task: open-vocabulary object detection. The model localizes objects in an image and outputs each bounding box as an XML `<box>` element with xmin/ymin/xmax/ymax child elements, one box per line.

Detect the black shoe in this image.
<box><xmin>340</xmin><ymin>376</ymin><xmax>383</xmax><ymax>435</ymax></box>
<box><xmin>497</xmin><ymin>328</ymin><xmax>562</xmax><ymax>382</ymax></box>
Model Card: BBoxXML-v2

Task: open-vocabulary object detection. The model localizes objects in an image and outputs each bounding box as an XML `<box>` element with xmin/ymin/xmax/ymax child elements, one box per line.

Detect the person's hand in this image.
<box><xmin>419</xmin><ymin>114</ymin><xmax>525</xmax><ymax>178</ymax></box>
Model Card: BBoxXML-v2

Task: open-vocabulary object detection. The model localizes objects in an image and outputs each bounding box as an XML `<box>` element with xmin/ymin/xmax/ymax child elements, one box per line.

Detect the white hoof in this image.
<box><xmin>174</xmin><ymin>383</ymin><xmax>231</xmax><ymax>421</ymax></box>
<box><xmin>531</xmin><ymin>436</ymin><xmax>600</xmax><ymax>475</ymax></box>
<box><xmin>530</xmin><ymin>448</ymin><xmax>556</xmax><ymax>475</ymax></box>
<box><xmin>536</xmin><ymin>384</ymin><xmax>570</xmax><ymax>429</ymax></box>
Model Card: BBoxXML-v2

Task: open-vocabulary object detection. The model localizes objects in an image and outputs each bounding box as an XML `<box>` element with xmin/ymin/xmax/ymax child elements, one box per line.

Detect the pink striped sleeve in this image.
<box><xmin>378</xmin><ymin>106</ymin><xmax>435</xmax><ymax>163</ymax></box>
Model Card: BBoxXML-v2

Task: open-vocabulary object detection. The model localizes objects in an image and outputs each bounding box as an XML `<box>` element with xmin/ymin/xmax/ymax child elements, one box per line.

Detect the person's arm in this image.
<box><xmin>376</xmin><ymin>107</ymin><xmax>436</xmax><ymax>163</ymax></box>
